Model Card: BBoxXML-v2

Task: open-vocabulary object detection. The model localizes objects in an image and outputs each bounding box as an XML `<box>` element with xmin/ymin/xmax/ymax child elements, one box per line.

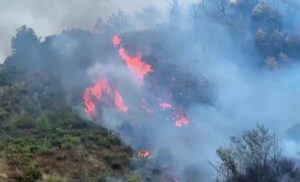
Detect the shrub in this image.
<box><xmin>22</xmin><ymin>166</ymin><xmax>42</xmax><ymax>182</ymax></box>
<box><xmin>215</xmin><ymin>124</ymin><xmax>300</xmax><ymax>182</ymax></box>
<box><xmin>127</xmin><ymin>175</ymin><xmax>142</xmax><ymax>182</ymax></box>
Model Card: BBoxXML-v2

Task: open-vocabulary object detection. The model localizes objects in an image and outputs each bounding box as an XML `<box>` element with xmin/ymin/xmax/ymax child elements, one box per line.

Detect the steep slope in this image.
<box><xmin>0</xmin><ymin>64</ymin><xmax>133</xmax><ymax>182</ymax></box>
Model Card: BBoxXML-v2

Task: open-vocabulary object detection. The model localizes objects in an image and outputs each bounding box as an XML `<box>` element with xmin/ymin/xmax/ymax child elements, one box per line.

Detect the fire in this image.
<box><xmin>114</xmin><ymin>90</ymin><xmax>128</xmax><ymax>112</ymax></box>
<box><xmin>113</xmin><ymin>35</ymin><xmax>153</xmax><ymax>82</ymax></box>
<box><xmin>83</xmin><ymin>94</ymin><xmax>97</xmax><ymax>116</ymax></box>
<box><xmin>82</xmin><ymin>35</ymin><xmax>193</xmax><ymax>182</ymax></box>
<box><xmin>118</xmin><ymin>48</ymin><xmax>153</xmax><ymax>81</ymax></box>
<box><xmin>141</xmin><ymin>99</ymin><xmax>154</xmax><ymax>113</ymax></box>
<box><xmin>83</xmin><ymin>77</ymin><xmax>128</xmax><ymax>117</ymax></box>
<box><xmin>83</xmin><ymin>78</ymin><xmax>111</xmax><ymax>116</ymax></box>
<box><xmin>158</xmin><ymin>100</ymin><xmax>189</xmax><ymax>127</ymax></box>
<box><xmin>90</xmin><ymin>78</ymin><xmax>111</xmax><ymax>98</ymax></box>
<box><xmin>138</xmin><ymin>150</ymin><xmax>151</xmax><ymax>158</ymax></box>
<box><xmin>112</xmin><ymin>35</ymin><xmax>122</xmax><ymax>47</ymax></box>
<box><xmin>84</xmin><ymin>35</ymin><xmax>191</xmax><ymax>125</ymax></box>
<box><xmin>175</xmin><ymin>112</ymin><xmax>189</xmax><ymax>128</ymax></box>
<box><xmin>159</xmin><ymin>102</ymin><xmax>173</xmax><ymax>110</ymax></box>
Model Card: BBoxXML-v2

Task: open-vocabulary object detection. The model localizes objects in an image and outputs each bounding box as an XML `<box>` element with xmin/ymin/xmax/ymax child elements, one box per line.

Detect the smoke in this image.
<box><xmin>93</xmin><ymin>1</ymin><xmax>300</xmax><ymax>181</ymax></box>
<box><xmin>4</xmin><ymin>0</ymin><xmax>300</xmax><ymax>181</ymax></box>
<box><xmin>0</xmin><ymin>0</ymin><xmax>201</xmax><ymax>63</ymax></box>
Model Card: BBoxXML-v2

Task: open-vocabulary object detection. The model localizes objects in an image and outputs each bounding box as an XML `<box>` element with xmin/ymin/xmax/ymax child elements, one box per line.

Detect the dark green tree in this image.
<box><xmin>216</xmin><ymin>125</ymin><xmax>300</xmax><ymax>182</ymax></box>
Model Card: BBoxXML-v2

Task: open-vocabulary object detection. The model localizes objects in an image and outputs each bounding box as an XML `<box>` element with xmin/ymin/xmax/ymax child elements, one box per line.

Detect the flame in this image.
<box><xmin>118</xmin><ymin>48</ymin><xmax>153</xmax><ymax>81</ymax></box>
<box><xmin>112</xmin><ymin>35</ymin><xmax>122</xmax><ymax>47</ymax></box>
<box><xmin>114</xmin><ymin>90</ymin><xmax>128</xmax><ymax>112</ymax></box>
<box><xmin>175</xmin><ymin>112</ymin><xmax>189</xmax><ymax>128</ymax></box>
<box><xmin>90</xmin><ymin>78</ymin><xmax>111</xmax><ymax>99</ymax></box>
<box><xmin>159</xmin><ymin>102</ymin><xmax>173</xmax><ymax>110</ymax></box>
<box><xmin>158</xmin><ymin>100</ymin><xmax>189</xmax><ymax>127</ymax></box>
<box><xmin>138</xmin><ymin>150</ymin><xmax>151</xmax><ymax>158</ymax></box>
<box><xmin>83</xmin><ymin>77</ymin><xmax>128</xmax><ymax>117</ymax></box>
<box><xmin>83</xmin><ymin>78</ymin><xmax>111</xmax><ymax>116</ymax></box>
<box><xmin>84</xmin><ymin>35</ymin><xmax>191</xmax><ymax>126</ymax></box>
<box><xmin>83</xmin><ymin>93</ymin><xmax>97</xmax><ymax>116</ymax></box>
<box><xmin>113</xmin><ymin>35</ymin><xmax>153</xmax><ymax>83</ymax></box>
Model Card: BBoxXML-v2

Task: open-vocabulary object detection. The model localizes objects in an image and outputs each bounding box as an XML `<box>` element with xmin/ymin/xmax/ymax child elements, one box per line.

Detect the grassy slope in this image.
<box><xmin>0</xmin><ymin>64</ymin><xmax>134</xmax><ymax>182</ymax></box>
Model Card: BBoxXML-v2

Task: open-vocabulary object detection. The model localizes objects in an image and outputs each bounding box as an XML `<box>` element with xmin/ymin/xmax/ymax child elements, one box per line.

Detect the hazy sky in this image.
<box><xmin>0</xmin><ymin>0</ymin><xmax>199</xmax><ymax>63</ymax></box>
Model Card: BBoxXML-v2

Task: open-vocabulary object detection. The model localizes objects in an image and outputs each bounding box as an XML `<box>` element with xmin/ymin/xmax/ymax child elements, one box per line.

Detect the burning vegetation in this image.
<box><xmin>82</xmin><ymin>34</ymin><xmax>190</xmax><ymax>129</ymax></box>
<box><xmin>83</xmin><ymin>77</ymin><xmax>128</xmax><ymax>117</ymax></box>
<box><xmin>113</xmin><ymin>35</ymin><xmax>153</xmax><ymax>83</ymax></box>
<box><xmin>1</xmin><ymin>0</ymin><xmax>300</xmax><ymax>182</ymax></box>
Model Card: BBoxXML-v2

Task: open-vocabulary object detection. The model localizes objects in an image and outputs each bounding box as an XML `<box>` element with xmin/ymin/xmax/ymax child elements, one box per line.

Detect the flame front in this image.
<box><xmin>83</xmin><ymin>77</ymin><xmax>128</xmax><ymax>117</ymax></box>
<box><xmin>82</xmin><ymin>35</ymin><xmax>192</xmax><ymax>180</ymax></box>
<box><xmin>84</xmin><ymin>36</ymin><xmax>190</xmax><ymax>127</ymax></box>
<box><xmin>159</xmin><ymin>102</ymin><xmax>173</xmax><ymax>110</ymax></box>
<box><xmin>114</xmin><ymin>90</ymin><xmax>128</xmax><ymax>112</ymax></box>
<box><xmin>83</xmin><ymin>78</ymin><xmax>111</xmax><ymax>116</ymax></box>
<box><xmin>113</xmin><ymin>35</ymin><xmax>153</xmax><ymax>83</ymax></box>
<box><xmin>83</xmin><ymin>93</ymin><xmax>97</xmax><ymax>116</ymax></box>
<box><xmin>138</xmin><ymin>150</ymin><xmax>151</xmax><ymax>158</ymax></box>
<box><xmin>175</xmin><ymin>114</ymin><xmax>189</xmax><ymax>128</ymax></box>
<box><xmin>159</xmin><ymin>101</ymin><xmax>189</xmax><ymax>127</ymax></box>
<box><xmin>112</xmin><ymin>35</ymin><xmax>122</xmax><ymax>47</ymax></box>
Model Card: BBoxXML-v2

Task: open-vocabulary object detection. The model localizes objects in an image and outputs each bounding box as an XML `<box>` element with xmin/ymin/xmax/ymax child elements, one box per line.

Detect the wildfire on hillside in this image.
<box><xmin>83</xmin><ymin>34</ymin><xmax>189</xmax><ymax>128</ymax></box>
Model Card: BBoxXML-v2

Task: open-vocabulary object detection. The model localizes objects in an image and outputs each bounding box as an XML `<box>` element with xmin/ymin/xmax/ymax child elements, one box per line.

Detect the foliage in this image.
<box><xmin>216</xmin><ymin>124</ymin><xmax>300</xmax><ymax>182</ymax></box>
<box><xmin>0</xmin><ymin>65</ymin><xmax>133</xmax><ymax>181</ymax></box>
<box><xmin>95</xmin><ymin>10</ymin><xmax>132</xmax><ymax>34</ymax></box>
<box><xmin>127</xmin><ymin>175</ymin><xmax>142</xmax><ymax>182</ymax></box>
<box><xmin>21</xmin><ymin>166</ymin><xmax>42</xmax><ymax>182</ymax></box>
<box><xmin>42</xmin><ymin>177</ymin><xmax>61</xmax><ymax>182</ymax></box>
<box><xmin>11</xmin><ymin>25</ymin><xmax>40</xmax><ymax>54</ymax></box>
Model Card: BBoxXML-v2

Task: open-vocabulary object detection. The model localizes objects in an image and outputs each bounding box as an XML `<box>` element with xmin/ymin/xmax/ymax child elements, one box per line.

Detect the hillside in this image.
<box><xmin>1</xmin><ymin>1</ymin><xmax>300</xmax><ymax>182</ymax></box>
<box><xmin>0</xmin><ymin>64</ymin><xmax>134</xmax><ymax>181</ymax></box>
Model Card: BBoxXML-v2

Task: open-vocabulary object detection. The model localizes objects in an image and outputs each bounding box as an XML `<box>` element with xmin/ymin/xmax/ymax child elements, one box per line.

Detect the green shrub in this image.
<box><xmin>42</xmin><ymin>177</ymin><xmax>61</xmax><ymax>182</ymax></box>
<box><xmin>22</xmin><ymin>166</ymin><xmax>42</xmax><ymax>182</ymax></box>
<box><xmin>36</xmin><ymin>115</ymin><xmax>51</xmax><ymax>131</ymax></box>
<box><xmin>11</xmin><ymin>114</ymin><xmax>35</xmax><ymax>129</ymax></box>
<box><xmin>127</xmin><ymin>175</ymin><xmax>142</xmax><ymax>182</ymax></box>
<box><xmin>61</xmin><ymin>134</ymin><xmax>79</xmax><ymax>149</ymax></box>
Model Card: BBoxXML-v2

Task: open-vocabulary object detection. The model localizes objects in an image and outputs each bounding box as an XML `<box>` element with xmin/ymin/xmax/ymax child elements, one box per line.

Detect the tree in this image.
<box><xmin>168</xmin><ymin>0</ymin><xmax>181</xmax><ymax>28</ymax></box>
<box><xmin>11</xmin><ymin>25</ymin><xmax>39</xmax><ymax>55</ymax></box>
<box><xmin>6</xmin><ymin>25</ymin><xmax>40</xmax><ymax>68</ymax></box>
<box><xmin>94</xmin><ymin>10</ymin><xmax>131</xmax><ymax>34</ymax></box>
<box><xmin>214</xmin><ymin>0</ymin><xmax>229</xmax><ymax>15</ymax></box>
<box><xmin>215</xmin><ymin>124</ymin><xmax>300</xmax><ymax>182</ymax></box>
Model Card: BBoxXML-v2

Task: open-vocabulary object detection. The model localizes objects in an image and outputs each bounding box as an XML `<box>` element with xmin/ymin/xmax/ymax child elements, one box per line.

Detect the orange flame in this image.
<box><xmin>83</xmin><ymin>93</ymin><xmax>97</xmax><ymax>116</ymax></box>
<box><xmin>175</xmin><ymin>112</ymin><xmax>189</xmax><ymax>128</ymax></box>
<box><xmin>138</xmin><ymin>150</ymin><xmax>151</xmax><ymax>158</ymax></box>
<box><xmin>114</xmin><ymin>90</ymin><xmax>128</xmax><ymax>112</ymax></box>
<box><xmin>83</xmin><ymin>78</ymin><xmax>111</xmax><ymax>116</ymax></box>
<box><xmin>84</xmin><ymin>35</ymin><xmax>190</xmax><ymax>129</ymax></box>
<box><xmin>159</xmin><ymin>102</ymin><xmax>173</xmax><ymax>110</ymax></box>
<box><xmin>113</xmin><ymin>35</ymin><xmax>153</xmax><ymax>83</ymax></box>
<box><xmin>158</xmin><ymin>100</ymin><xmax>189</xmax><ymax>127</ymax></box>
<box><xmin>83</xmin><ymin>77</ymin><xmax>128</xmax><ymax>117</ymax></box>
<box><xmin>112</xmin><ymin>35</ymin><xmax>122</xmax><ymax>47</ymax></box>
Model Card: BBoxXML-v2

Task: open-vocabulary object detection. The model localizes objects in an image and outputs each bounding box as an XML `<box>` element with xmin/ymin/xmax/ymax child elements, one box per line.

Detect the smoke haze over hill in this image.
<box><xmin>2</xmin><ymin>0</ymin><xmax>300</xmax><ymax>181</ymax></box>
<box><xmin>0</xmin><ymin>0</ymin><xmax>201</xmax><ymax>63</ymax></box>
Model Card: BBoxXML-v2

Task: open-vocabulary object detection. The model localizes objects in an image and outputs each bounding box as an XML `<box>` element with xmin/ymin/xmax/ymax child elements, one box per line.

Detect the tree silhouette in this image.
<box><xmin>215</xmin><ymin>125</ymin><xmax>300</xmax><ymax>182</ymax></box>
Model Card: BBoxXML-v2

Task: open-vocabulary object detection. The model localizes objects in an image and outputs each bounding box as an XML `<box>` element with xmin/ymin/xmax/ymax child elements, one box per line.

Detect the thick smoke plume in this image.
<box><xmin>5</xmin><ymin>0</ymin><xmax>300</xmax><ymax>181</ymax></box>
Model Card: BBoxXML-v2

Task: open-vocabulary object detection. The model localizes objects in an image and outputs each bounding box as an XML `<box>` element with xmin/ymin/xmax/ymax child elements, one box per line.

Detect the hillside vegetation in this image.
<box><xmin>0</xmin><ymin>64</ymin><xmax>134</xmax><ymax>181</ymax></box>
